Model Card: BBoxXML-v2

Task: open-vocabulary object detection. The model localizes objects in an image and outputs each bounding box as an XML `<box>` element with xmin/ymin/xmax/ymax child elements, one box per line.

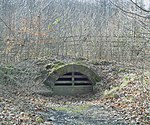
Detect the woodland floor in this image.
<box><xmin>0</xmin><ymin>56</ymin><xmax>150</xmax><ymax>125</ymax></box>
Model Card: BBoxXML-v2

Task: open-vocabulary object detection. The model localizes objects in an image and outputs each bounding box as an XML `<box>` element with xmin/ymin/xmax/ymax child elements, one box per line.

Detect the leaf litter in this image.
<box><xmin>0</xmin><ymin>57</ymin><xmax>149</xmax><ymax>124</ymax></box>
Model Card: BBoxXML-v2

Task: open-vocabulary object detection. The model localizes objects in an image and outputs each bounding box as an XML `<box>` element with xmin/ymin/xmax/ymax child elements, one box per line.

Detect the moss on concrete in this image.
<box><xmin>52</xmin><ymin>104</ymin><xmax>90</xmax><ymax>114</ymax></box>
<box><xmin>47</xmin><ymin>62</ymin><xmax>101</xmax><ymax>84</ymax></box>
<box><xmin>44</xmin><ymin>62</ymin><xmax>101</xmax><ymax>95</ymax></box>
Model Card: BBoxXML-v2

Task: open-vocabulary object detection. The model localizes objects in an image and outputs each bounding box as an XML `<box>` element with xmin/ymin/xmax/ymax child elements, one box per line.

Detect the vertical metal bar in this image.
<box><xmin>72</xmin><ymin>72</ymin><xmax>75</xmax><ymax>86</ymax></box>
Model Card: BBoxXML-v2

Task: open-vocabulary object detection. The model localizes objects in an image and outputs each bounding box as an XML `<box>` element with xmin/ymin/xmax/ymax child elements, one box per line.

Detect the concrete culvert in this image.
<box><xmin>44</xmin><ymin>63</ymin><xmax>101</xmax><ymax>95</ymax></box>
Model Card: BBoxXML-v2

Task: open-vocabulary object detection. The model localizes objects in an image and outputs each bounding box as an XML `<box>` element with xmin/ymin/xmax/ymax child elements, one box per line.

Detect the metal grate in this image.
<box><xmin>55</xmin><ymin>72</ymin><xmax>91</xmax><ymax>86</ymax></box>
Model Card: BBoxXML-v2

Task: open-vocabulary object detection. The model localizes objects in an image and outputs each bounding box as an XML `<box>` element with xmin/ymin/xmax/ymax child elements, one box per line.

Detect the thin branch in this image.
<box><xmin>109</xmin><ymin>0</ymin><xmax>150</xmax><ymax>19</ymax></box>
<box><xmin>0</xmin><ymin>17</ymin><xmax>15</xmax><ymax>37</ymax></box>
<box><xmin>129</xmin><ymin>0</ymin><xmax>150</xmax><ymax>13</ymax></box>
<box><xmin>120</xmin><ymin>11</ymin><xmax>150</xmax><ymax>32</ymax></box>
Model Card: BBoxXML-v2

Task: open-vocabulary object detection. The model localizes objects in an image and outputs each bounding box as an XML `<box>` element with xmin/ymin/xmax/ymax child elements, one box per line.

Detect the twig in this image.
<box><xmin>129</xmin><ymin>0</ymin><xmax>150</xmax><ymax>13</ymax></box>
<box><xmin>109</xmin><ymin>0</ymin><xmax>150</xmax><ymax>19</ymax></box>
<box><xmin>0</xmin><ymin>17</ymin><xmax>16</xmax><ymax>37</ymax></box>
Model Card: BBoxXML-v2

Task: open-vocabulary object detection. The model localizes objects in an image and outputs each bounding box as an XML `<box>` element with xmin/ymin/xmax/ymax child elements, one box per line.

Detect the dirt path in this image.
<box><xmin>39</xmin><ymin>105</ymin><xmax>128</xmax><ymax>125</ymax></box>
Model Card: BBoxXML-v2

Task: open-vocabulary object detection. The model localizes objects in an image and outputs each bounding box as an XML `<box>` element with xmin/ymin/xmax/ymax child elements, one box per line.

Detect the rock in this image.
<box><xmin>48</xmin><ymin>116</ymin><xmax>56</xmax><ymax>121</ymax></box>
<box><xmin>44</xmin><ymin>121</ymin><xmax>53</xmax><ymax>125</ymax></box>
